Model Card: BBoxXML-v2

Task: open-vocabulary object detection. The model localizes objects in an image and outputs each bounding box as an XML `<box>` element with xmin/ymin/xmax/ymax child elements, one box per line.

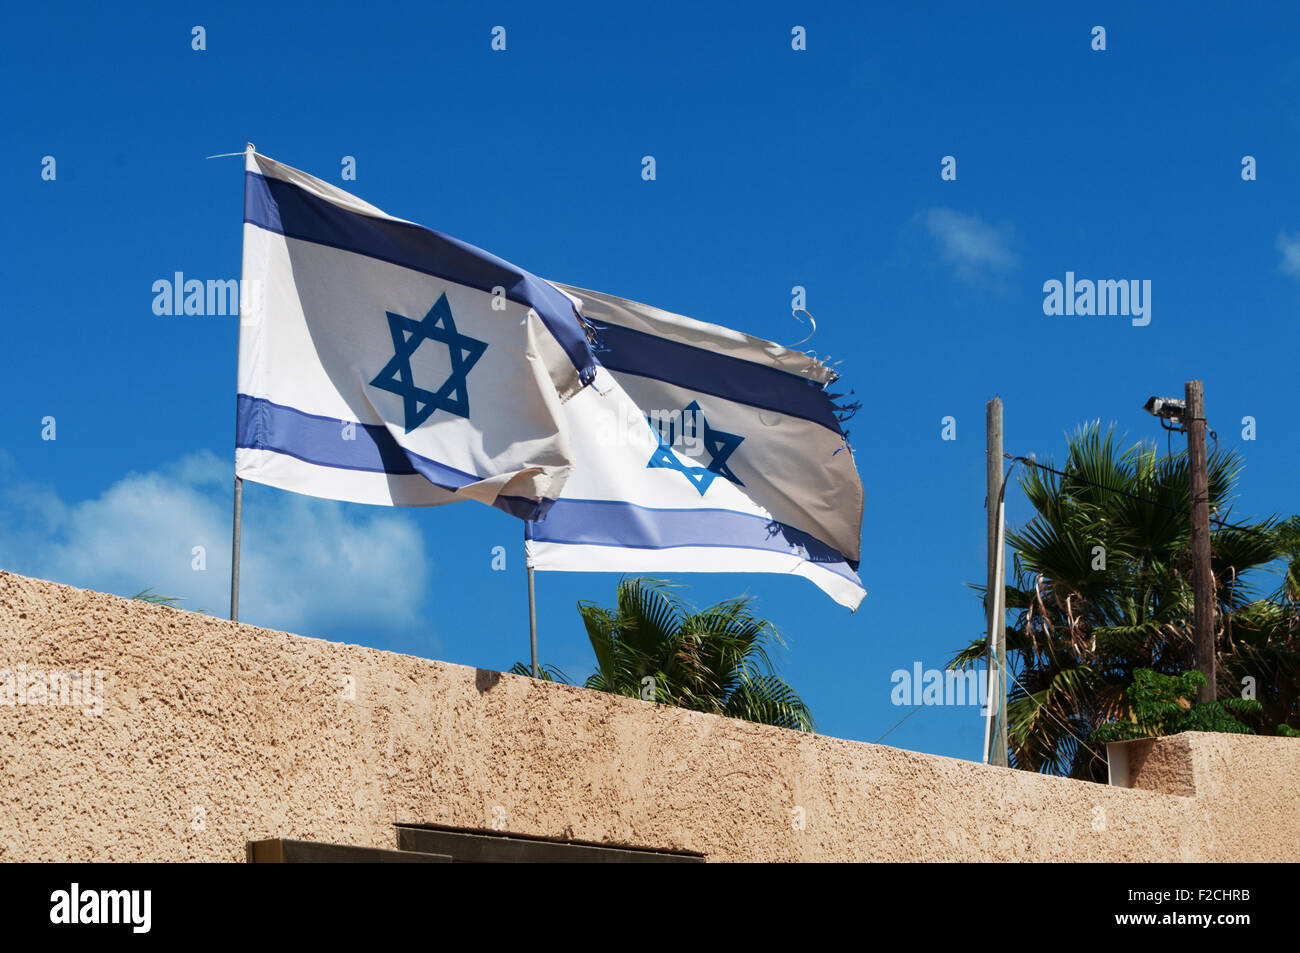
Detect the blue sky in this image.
<box><xmin>3</xmin><ymin>1</ymin><xmax>1298</xmax><ymax>761</ymax></box>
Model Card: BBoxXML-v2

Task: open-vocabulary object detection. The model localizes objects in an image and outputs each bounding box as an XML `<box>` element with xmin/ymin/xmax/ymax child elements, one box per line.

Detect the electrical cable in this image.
<box><xmin>1004</xmin><ymin>453</ymin><xmax>1276</xmax><ymax>542</ymax></box>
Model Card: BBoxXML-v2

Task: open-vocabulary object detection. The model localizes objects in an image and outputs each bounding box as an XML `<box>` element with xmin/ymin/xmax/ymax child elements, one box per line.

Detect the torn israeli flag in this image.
<box><xmin>236</xmin><ymin>150</ymin><xmax>597</xmax><ymax>519</ymax></box>
<box><xmin>526</xmin><ymin>284</ymin><xmax>865</xmax><ymax>610</ymax></box>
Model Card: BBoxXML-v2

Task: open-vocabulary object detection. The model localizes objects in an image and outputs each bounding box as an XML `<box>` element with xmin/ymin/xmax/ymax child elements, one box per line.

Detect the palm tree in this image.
<box><xmin>515</xmin><ymin>578</ymin><xmax>814</xmax><ymax>732</ymax></box>
<box><xmin>506</xmin><ymin>662</ymin><xmax>569</xmax><ymax>682</ymax></box>
<box><xmin>132</xmin><ymin>588</ymin><xmax>184</xmax><ymax>608</ymax></box>
<box><xmin>1221</xmin><ymin>515</ymin><xmax>1300</xmax><ymax>733</ymax></box>
<box><xmin>951</xmin><ymin>422</ymin><xmax>1287</xmax><ymax>781</ymax></box>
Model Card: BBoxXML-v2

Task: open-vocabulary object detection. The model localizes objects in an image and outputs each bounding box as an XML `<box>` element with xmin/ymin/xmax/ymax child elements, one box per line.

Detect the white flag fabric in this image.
<box><xmin>236</xmin><ymin>150</ymin><xmax>597</xmax><ymax>520</ymax></box>
<box><xmin>525</xmin><ymin>284</ymin><xmax>865</xmax><ymax>610</ymax></box>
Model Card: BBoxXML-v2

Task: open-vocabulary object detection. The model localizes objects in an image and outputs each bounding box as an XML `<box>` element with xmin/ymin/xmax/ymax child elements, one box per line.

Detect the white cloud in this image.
<box><xmin>920</xmin><ymin>207</ymin><xmax>1019</xmax><ymax>280</ymax></box>
<box><xmin>0</xmin><ymin>451</ymin><xmax>432</xmax><ymax>642</ymax></box>
<box><xmin>1277</xmin><ymin>230</ymin><xmax>1300</xmax><ymax>278</ymax></box>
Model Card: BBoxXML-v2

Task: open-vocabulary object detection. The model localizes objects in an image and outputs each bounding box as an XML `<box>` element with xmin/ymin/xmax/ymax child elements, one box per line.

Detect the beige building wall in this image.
<box><xmin>1</xmin><ymin>570</ymin><xmax>1296</xmax><ymax>862</ymax></box>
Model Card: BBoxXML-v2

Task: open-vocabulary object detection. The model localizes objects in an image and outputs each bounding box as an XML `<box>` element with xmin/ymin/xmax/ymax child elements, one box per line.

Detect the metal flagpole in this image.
<box><xmin>230</xmin><ymin>476</ymin><xmax>242</xmax><ymax>621</ymax></box>
<box><xmin>525</xmin><ymin>524</ymin><xmax>539</xmax><ymax>677</ymax></box>
<box><xmin>229</xmin><ymin>143</ymin><xmax>254</xmax><ymax>624</ymax></box>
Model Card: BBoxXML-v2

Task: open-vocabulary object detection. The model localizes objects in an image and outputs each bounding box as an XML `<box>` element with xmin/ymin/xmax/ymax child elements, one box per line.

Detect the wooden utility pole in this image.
<box><xmin>1185</xmin><ymin>380</ymin><xmax>1216</xmax><ymax>702</ymax></box>
<box><xmin>985</xmin><ymin>398</ymin><xmax>1009</xmax><ymax>766</ymax></box>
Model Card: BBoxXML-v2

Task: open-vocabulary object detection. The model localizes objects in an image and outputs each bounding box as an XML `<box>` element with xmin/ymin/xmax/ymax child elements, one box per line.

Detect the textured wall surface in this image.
<box><xmin>1</xmin><ymin>570</ymin><xmax>1296</xmax><ymax>862</ymax></box>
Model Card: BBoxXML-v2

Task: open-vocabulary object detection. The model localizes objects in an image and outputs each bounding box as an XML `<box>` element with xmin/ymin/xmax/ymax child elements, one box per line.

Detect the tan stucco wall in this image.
<box><xmin>1</xmin><ymin>570</ymin><xmax>1296</xmax><ymax>862</ymax></box>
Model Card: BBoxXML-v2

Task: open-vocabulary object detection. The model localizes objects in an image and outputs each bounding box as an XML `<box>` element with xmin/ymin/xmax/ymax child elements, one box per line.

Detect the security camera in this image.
<box><xmin>1143</xmin><ymin>396</ymin><xmax>1186</xmax><ymax>423</ymax></box>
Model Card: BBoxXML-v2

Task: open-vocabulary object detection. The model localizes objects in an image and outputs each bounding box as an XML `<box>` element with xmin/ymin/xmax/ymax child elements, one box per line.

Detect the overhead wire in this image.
<box><xmin>1003</xmin><ymin>453</ymin><xmax>1277</xmax><ymax>543</ymax></box>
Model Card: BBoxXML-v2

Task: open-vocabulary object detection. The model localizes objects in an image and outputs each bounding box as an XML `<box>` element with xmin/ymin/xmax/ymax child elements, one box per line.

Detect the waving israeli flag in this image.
<box><xmin>526</xmin><ymin>285</ymin><xmax>865</xmax><ymax>610</ymax></box>
<box><xmin>236</xmin><ymin>150</ymin><xmax>597</xmax><ymax>519</ymax></box>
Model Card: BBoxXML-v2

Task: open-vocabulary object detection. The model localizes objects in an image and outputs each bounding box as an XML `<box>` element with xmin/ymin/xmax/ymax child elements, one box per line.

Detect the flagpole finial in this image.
<box><xmin>245</xmin><ymin>142</ymin><xmax>256</xmax><ymax>154</ymax></box>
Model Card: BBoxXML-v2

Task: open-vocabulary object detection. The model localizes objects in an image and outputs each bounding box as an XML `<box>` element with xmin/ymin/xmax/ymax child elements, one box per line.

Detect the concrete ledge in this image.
<box><xmin>246</xmin><ymin>837</ymin><xmax>451</xmax><ymax>862</ymax></box>
<box><xmin>1</xmin><ymin>570</ymin><xmax>1297</xmax><ymax>861</ymax></box>
<box><xmin>1110</xmin><ymin>736</ymin><xmax>1198</xmax><ymax>797</ymax></box>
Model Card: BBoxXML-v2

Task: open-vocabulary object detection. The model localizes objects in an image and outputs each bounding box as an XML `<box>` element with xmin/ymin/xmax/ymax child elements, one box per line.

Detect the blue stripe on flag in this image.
<box><xmin>244</xmin><ymin>173</ymin><xmax>842</xmax><ymax>436</ymax></box>
<box><xmin>236</xmin><ymin>394</ymin><xmax>552</xmax><ymax>520</ymax></box>
<box><xmin>592</xmin><ymin>323</ymin><xmax>843</xmax><ymax>434</ymax></box>
<box><xmin>243</xmin><ymin>172</ymin><xmax>596</xmax><ymax>389</ymax></box>
<box><xmin>526</xmin><ymin>499</ymin><xmax>862</xmax><ymax>581</ymax></box>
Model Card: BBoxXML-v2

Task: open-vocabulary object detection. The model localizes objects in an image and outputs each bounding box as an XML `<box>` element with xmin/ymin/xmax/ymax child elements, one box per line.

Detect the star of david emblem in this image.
<box><xmin>368</xmin><ymin>293</ymin><xmax>488</xmax><ymax>434</ymax></box>
<box><xmin>646</xmin><ymin>400</ymin><xmax>745</xmax><ymax>496</ymax></box>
